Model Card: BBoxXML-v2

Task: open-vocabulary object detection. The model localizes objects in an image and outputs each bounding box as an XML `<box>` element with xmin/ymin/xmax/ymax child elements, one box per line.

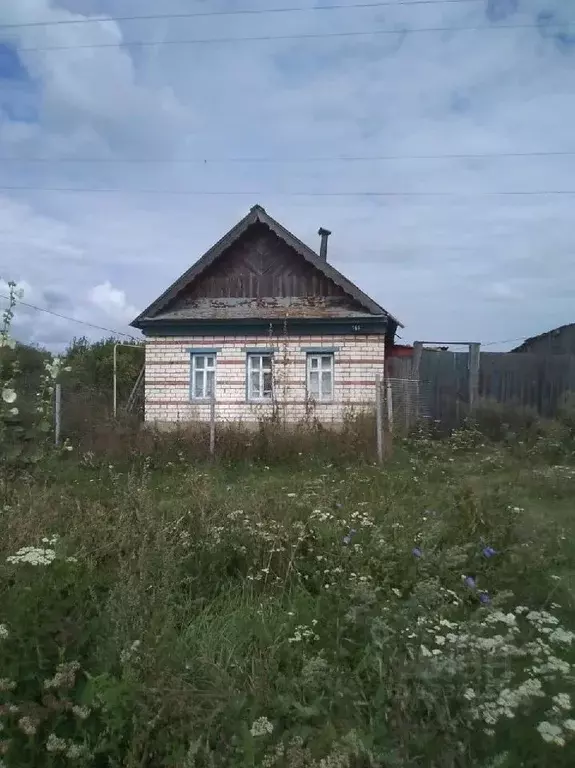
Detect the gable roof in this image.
<box><xmin>511</xmin><ymin>322</ymin><xmax>575</xmax><ymax>352</ymax></box>
<box><xmin>131</xmin><ymin>204</ymin><xmax>402</xmax><ymax>328</ymax></box>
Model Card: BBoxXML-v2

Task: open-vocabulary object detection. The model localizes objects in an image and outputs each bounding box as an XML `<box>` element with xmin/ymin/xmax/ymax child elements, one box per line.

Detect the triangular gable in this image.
<box><xmin>131</xmin><ymin>204</ymin><xmax>403</xmax><ymax>328</ymax></box>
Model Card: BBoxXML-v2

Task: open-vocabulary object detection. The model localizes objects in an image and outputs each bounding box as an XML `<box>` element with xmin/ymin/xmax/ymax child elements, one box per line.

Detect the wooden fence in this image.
<box><xmin>386</xmin><ymin>349</ymin><xmax>575</xmax><ymax>428</ymax></box>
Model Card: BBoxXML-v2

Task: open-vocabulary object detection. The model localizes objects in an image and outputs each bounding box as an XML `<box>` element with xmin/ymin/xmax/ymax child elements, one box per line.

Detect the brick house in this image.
<box><xmin>130</xmin><ymin>205</ymin><xmax>402</xmax><ymax>426</ymax></box>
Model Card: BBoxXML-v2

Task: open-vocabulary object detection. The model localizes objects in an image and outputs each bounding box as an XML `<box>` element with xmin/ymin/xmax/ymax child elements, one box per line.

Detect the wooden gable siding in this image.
<box><xmin>182</xmin><ymin>223</ymin><xmax>349</xmax><ymax>301</ymax></box>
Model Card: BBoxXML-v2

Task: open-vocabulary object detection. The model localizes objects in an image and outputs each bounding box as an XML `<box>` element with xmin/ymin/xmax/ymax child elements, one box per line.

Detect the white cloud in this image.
<box><xmin>0</xmin><ymin>0</ymin><xmax>573</xmax><ymax>352</ymax></box>
<box><xmin>89</xmin><ymin>281</ymin><xmax>137</xmax><ymax>323</ymax></box>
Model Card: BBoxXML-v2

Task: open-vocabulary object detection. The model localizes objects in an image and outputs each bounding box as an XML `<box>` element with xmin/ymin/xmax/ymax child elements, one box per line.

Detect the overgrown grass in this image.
<box><xmin>1</xmin><ymin>431</ymin><xmax>575</xmax><ymax>767</ymax></box>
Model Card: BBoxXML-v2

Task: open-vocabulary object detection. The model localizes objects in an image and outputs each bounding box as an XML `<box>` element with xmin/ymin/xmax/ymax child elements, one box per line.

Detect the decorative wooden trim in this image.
<box><xmin>145</xmin><ymin>336</ymin><xmax>386</xmax><ymax>346</ymax></box>
<box><xmin>140</xmin><ymin>317</ymin><xmax>388</xmax><ymax>337</ymax></box>
<box><xmin>300</xmin><ymin>346</ymin><xmax>340</xmax><ymax>353</ymax></box>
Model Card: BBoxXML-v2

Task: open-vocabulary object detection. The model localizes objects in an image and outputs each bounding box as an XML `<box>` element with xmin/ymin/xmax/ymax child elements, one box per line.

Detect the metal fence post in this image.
<box><xmin>209</xmin><ymin>393</ymin><xmax>216</xmax><ymax>457</ymax></box>
<box><xmin>375</xmin><ymin>374</ymin><xmax>384</xmax><ymax>464</ymax></box>
<box><xmin>386</xmin><ymin>376</ymin><xmax>394</xmax><ymax>435</ymax></box>
<box><xmin>54</xmin><ymin>383</ymin><xmax>61</xmax><ymax>447</ymax></box>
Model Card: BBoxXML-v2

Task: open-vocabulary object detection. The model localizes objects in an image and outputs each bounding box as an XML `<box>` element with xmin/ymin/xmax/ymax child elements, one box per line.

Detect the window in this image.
<box><xmin>307</xmin><ymin>353</ymin><xmax>333</xmax><ymax>401</ymax></box>
<box><xmin>247</xmin><ymin>354</ymin><xmax>273</xmax><ymax>400</ymax></box>
<box><xmin>190</xmin><ymin>353</ymin><xmax>216</xmax><ymax>399</ymax></box>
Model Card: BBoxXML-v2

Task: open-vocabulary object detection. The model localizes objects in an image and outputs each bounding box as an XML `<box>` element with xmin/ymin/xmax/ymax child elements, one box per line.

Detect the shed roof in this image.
<box><xmin>511</xmin><ymin>322</ymin><xmax>575</xmax><ymax>352</ymax></box>
<box><xmin>131</xmin><ymin>204</ymin><xmax>403</xmax><ymax>328</ymax></box>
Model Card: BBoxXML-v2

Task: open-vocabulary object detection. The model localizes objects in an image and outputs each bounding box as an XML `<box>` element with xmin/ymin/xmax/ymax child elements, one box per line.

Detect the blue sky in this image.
<box><xmin>0</xmin><ymin>0</ymin><xmax>573</xmax><ymax>350</ymax></box>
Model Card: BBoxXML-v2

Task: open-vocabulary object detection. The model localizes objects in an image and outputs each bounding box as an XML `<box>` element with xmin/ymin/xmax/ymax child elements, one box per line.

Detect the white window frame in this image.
<box><xmin>190</xmin><ymin>352</ymin><xmax>217</xmax><ymax>400</ymax></box>
<box><xmin>306</xmin><ymin>353</ymin><xmax>334</xmax><ymax>402</ymax></box>
<box><xmin>246</xmin><ymin>353</ymin><xmax>274</xmax><ymax>401</ymax></box>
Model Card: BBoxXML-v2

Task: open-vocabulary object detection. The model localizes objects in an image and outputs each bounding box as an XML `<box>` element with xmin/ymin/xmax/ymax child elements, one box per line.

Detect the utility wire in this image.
<box><xmin>0</xmin><ymin>294</ymin><xmax>139</xmax><ymax>340</ymax></box>
<box><xmin>0</xmin><ymin>296</ymin><xmax>545</xmax><ymax>349</ymax></box>
<box><xmin>1</xmin><ymin>185</ymin><xmax>574</xmax><ymax>197</ymax></box>
<box><xmin>481</xmin><ymin>336</ymin><xmax>530</xmax><ymax>347</ymax></box>
<box><xmin>2</xmin><ymin>149</ymin><xmax>574</xmax><ymax>164</ymax></box>
<box><xmin>13</xmin><ymin>23</ymin><xmax>553</xmax><ymax>53</ymax></box>
<box><xmin>0</xmin><ymin>1</ymin><xmax>490</xmax><ymax>30</ymax></box>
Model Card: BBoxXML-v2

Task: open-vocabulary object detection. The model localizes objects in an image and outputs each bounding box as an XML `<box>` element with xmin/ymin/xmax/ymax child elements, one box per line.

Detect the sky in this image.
<box><xmin>0</xmin><ymin>0</ymin><xmax>573</xmax><ymax>351</ymax></box>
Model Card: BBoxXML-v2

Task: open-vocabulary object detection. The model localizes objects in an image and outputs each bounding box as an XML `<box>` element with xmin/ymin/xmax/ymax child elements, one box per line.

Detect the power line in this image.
<box><xmin>0</xmin><ymin>2</ymin><xmax>489</xmax><ymax>30</ymax></box>
<box><xmin>1</xmin><ymin>185</ymin><xmax>574</xmax><ymax>198</ymax></box>
<box><xmin>0</xmin><ymin>294</ymin><xmax>139</xmax><ymax>339</ymax></box>
<box><xmin>481</xmin><ymin>336</ymin><xmax>529</xmax><ymax>347</ymax></box>
<box><xmin>2</xmin><ymin>149</ymin><xmax>574</xmax><ymax>164</ymax></box>
<box><xmin>13</xmin><ymin>22</ymin><xmax>553</xmax><ymax>53</ymax></box>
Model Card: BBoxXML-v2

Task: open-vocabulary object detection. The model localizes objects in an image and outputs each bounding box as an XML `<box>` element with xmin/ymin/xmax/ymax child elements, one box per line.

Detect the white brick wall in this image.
<box><xmin>144</xmin><ymin>333</ymin><xmax>385</xmax><ymax>425</ymax></box>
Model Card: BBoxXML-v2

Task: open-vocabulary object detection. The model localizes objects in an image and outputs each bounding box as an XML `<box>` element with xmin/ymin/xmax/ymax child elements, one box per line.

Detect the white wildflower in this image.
<box><xmin>552</xmin><ymin>693</ymin><xmax>571</xmax><ymax>711</ymax></box>
<box><xmin>420</xmin><ymin>644</ymin><xmax>432</xmax><ymax>658</ymax></box>
<box><xmin>516</xmin><ymin>679</ymin><xmax>544</xmax><ymax>698</ymax></box>
<box><xmin>7</xmin><ymin>546</ymin><xmax>56</xmax><ymax>566</ymax></box>
<box><xmin>1</xmin><ymin>388</ymin><xmax>16</xmax><ymax>403</ymax></box>
<box><xmin>536</xmin><ymin>655</ymin><xmax>571</xmax><ymax>676</ymax></box>
<box><xmin>549</xmin><ymin>628</ymin><xmax>574</xmax><ymax>645</ymax></box>
<box><xmin>463</xmin><ymin>689</ymin><xmax>476</xmax><ymax>701</ymax></box>
<box><xmin>120</xmin><ymin>639</ymin><xmax>141</xmax><ymax>664</ymax></box>
<box><xmin>537</xmin><ymin>721</ymin><xmax>565</xmax><ymax>746</ymax></box>
<box><xmin>44</xmin><ymin>661</ymin><xmax>80</xmax><ymax>690</ymax></box>
<box><xmin>46</xmin><ymin>733</ymin><xmax>68</xmax><ymax>753</ymax></box>
<box><xmin>66</xmin><ymin>743</ymin><xmax>87</xmax><ymax>759</ymax></box>
<box><xmin>18</xmin><ymin>716</ymin><xmax>38</xmax><ymax>736</ymax></box>
<box><xmin>71</xmin><ymin>705</ymin><xmax>91</xmax><ymax>720</ymax></box>
<box><xmin>563</xmin><ymin>719</ymin><xmax>575</xmax><ymax>733</ymax></box>
<box><xmin>439</xmin><ymin>619</ymin><xmax>458</xmax><ymax>629</ymax></box>
<box><xmin>249</xmin><ymin>716</ymin><xmax>274</xmax><ymax>737</ymax></box>
<box><xmin>0</xmin><ymin>624</ymin><xmax>8</xmax><ymax>640</ymax></box>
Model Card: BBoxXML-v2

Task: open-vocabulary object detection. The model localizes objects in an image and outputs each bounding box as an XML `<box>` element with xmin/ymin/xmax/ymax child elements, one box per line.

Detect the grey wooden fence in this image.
<box><xmin>387</xmin><ymin>350</ymin><xmax>575</xmax><ymax>427</ymax></box>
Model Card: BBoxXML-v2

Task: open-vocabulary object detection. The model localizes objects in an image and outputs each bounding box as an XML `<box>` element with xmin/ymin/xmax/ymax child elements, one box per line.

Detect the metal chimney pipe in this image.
<box><xmin>318</xmin><ymin>227</ymin><xmax>331</xmax><ymax>260</ymax></box>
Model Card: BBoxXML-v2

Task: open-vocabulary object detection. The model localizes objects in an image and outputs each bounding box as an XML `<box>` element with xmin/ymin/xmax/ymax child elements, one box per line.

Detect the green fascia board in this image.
<box><xmin>140</xmin><ymin>317</ymin><xmax>388</xmax><ymax>337</ymax></box>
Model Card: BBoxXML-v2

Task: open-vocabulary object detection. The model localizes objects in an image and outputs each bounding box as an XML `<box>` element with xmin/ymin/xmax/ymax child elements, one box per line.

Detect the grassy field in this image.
<box><xmin>1</xmin><ymin>429</ymin><xmax>575</xmax><ymax>767</ymax></box>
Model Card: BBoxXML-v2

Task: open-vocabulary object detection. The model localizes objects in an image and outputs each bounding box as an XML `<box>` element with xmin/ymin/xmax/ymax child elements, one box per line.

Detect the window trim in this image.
<box><xmin>306</xmin><ymin>352</ymin><xmax>334</xmax><ymax>403</ymax></box>
<box><xmin>189</xmin><ymin>351</ymin><xmax>218</xmax><ymax>401</ymax></box>
<box><xmin>246</xmin><ymin>352</ymin><xmax>274</xmax><ymax>402</ymax></box>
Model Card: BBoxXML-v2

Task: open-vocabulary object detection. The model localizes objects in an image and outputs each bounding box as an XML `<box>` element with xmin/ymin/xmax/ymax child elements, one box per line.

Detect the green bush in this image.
<box><xmin>472</xmin><ymin>399</ymin><xmax>541</xmax><ymax>442</ymax></box>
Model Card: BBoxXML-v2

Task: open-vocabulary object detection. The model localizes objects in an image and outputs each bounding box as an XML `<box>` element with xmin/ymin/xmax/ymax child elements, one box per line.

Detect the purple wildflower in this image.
<box><xmin>479</xmin><ymin>592</ymin><xmax>491</xmax><ymax>605</ymax></box>
<box><xmin>342</xmin><ymin>528</ymin><xmax>357</xmax><ymax>545</ymax></box>
<box><xmin>464</xmin><ymin>576</ymin><xmax>477</xmax><ymax>589</ymax></box>
<box><xmin>482</xmin><ymin>546</ymin><xmax>497</xmax><ymax>558</ymax></box>
<box><xmin>412</xmin><ymin>547</ymin><xmax>422</xmax><ymax>558</ymax></box>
